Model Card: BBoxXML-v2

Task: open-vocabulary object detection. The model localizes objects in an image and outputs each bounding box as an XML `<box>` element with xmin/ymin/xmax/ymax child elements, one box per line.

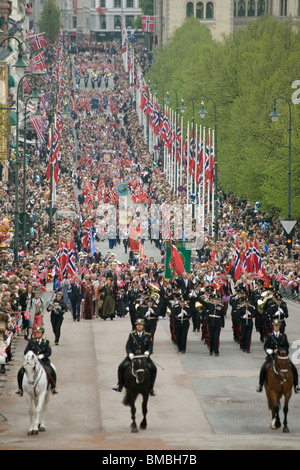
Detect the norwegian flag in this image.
<box><xmin>176</xmin><ymin>119</ymin><xmax>182</xmax><ymax>164</ymax></box>
<box><xmin>32</xmin><ymin>52</ymin><xmax>46</xmax><ymax>72</ymax></box>
<box><xmin>142</xmin><ymin>16</ymin><xmax>154</xmax><ymax>33</ymax></box>
<box><xmin>62</xmin><ymin>240</ymin><xmax>69</xmax><ymax>278</ymax></box>
<box><xmin>234</xmin><ymin>237</ymin><xmax>241</xmax><ymax>281</ymax></box>
<box><xmin>244</xmin><ymin>240</ymin><xmax>254</xmax><ymax>273</ymax></box>
<box><xmin>189</xmin><ymin>127</ymin><xmax>195</xmax><ymax>178</ymax></box>
<box><xmin>67</xmin><ymin>239</ymin><xmax>77</xmax><ymax>277</ymax></box>
<box><xmin>29</xmin><ymin>115</ymin><xmax>46</xmax><ymax>144</ymax></box>
<box><xmin>27</xmin><ymin>33</ymin><xmax>46</xmax><ymax>51</ymax></box>
<box><xmin>139</xmin><ymin>83</ymin><xmax>148</xmax><ymax>111</ymax></box>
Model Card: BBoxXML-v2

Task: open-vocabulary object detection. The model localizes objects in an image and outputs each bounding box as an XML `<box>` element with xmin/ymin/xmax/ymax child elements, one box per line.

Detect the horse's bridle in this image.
<box><xmin>24</xmin><ymin>359</ymin><xmax>44</xmax><ymax>396</ymax></box>
<box><xmin>131</xmin><ymin>355</ymin><xmax>146</xmax><ymax>384</ymax></box>
<box><xmin>273</xmin><ymin>352</ymin><xmax>290</xmax><ymax>383</ymax></box>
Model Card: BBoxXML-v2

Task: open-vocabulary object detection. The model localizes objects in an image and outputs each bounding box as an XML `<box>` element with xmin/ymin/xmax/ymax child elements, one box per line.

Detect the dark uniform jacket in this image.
<box><xmin>172</xmin><ymin>304</ymin><xmax>191</xmax><ymax>324</ymax></box>
<box><xmin>237</xmin><ymin>304</ymin><xmax>256</xmax><ymax>325</ymax></box>
<box><xmin>24</xmin><ymin>337</ymin><xmax>52</xmax><ymax>366</ymax></box>
<box><xmin>199</xmin><ymin>298</ymin><xmax>225</xmax><ymax>328</ymax></box>
<box><xmin>125</xmin><ymin>330</ymin><xmax>153</xmax><ymax>356</ymax></box>
<box><xmin>264</xmin><ymin>331</ymin><xmax>289</xmax><ymax>355</ymax></box>
<box><xmin>267</xmin><ymin>301</ymin><xmax>288</xmax><ymax>326</ymax></box>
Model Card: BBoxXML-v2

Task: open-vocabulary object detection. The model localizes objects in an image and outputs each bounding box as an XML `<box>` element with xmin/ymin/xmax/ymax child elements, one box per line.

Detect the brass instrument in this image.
<box><xmin>195</xmin><ymin>301</ymin><xmax>203</xmax><ymax>312</ymax></box>
<box><xmin>166</xmin><ymin>306</ymin><xmax>172</xmax><ymax>317</ymax></box>
<box><xmin>257</xmin><ymin>291</ymin><xmax>272</xmax><ymax>314</ymax></box>
<box><xmin>148</xmin><ymin>283</ymin><xmax>161</xmax><ymax>301</ymax></box>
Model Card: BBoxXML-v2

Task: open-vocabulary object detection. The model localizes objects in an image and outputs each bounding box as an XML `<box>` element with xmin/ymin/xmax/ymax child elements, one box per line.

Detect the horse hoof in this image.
<box><xmin>39</xmin><ymin>426</ymin><xmax>46</xmax><ymax>432</ymax></box>
<box><xmin>283</xmin><ymin>426</ymin><xmax>289</xmax><ymax>433</ymax></box>
<box><xmin>140</xmin><ymin>422</ymin><xmax>147</xmax><ymax>430</ymax></box>
<box><xmin>27</xmin><ymin>431</ymin><xmax>33</xmax><ymax>436</ymax></box>
<box><xmin>131</xmin><ymin>425</ymin><xmax>138</xmax><ymax>433</ymax></box>
<box><xmin>32</xmin><ymin>430</ymin><xmax>39</xmax><ymax>435</ymax></box>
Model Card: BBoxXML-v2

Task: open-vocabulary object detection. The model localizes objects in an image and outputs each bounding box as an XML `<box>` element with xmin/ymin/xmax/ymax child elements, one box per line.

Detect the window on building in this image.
<box><xmin>114</xmin><ymin>15</ymin><xmax>121</xmax><ymax>28</ymax></box>
<box><xmin>186</xmin><ymin>2</ymin><xmax>194</xmax><ymax>17</ymax></box>
<box><xmin>127</xmin><ymin>0</ymin><xmax>134</xmax><ymax>7</ymax></box>
<box><xmin>248</xmin><ymin>0</ymin><xmax>255</xmax><ymax>15</ymax></box>
<box><xmin>72</xmin><ymin>16</ymin><xmax>77</xmax><ymax>27</ymax></box>
<box><xmin>206</xmin><ymin>1</ymin><xmax>214</xmax><ymax>18</ymax></box>
<box><xmin>196</xmin><ymin>2</ymin><xmax>204</xmax><ymax>18</ymax></box>
<box><xmin>238</xmin><ymin>0</ymin><xmax>246</xmax><ymax>16</ymax></box>
<box><xmin>114</xmin><ymin>0</ymin><xmax>121</xmax><ymax>7</ymax></box>
<box><xmin>257</xmin><ymin>0</ymin><xmax>265</xmax><ymax>14</ymax></box>
<box><xmin>100</xmin><ymin>15</ymin><xmax>106</xmax><ymax>28</ymax></box>
<box><xmin>126</xmin><ymin>15</ymin><xmax>134</xmax><ymax>28</ymax></box>
<box><xmin>100</xmin><ymin>0</ymin><xmax>106</xmax><ymax>6</ymax></box>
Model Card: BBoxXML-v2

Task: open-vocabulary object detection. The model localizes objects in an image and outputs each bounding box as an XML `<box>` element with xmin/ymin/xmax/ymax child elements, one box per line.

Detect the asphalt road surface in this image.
<box><xmin>1</xmin><ymin>238</ymin><xmax>300</xmax><ymax>451</ymax></box>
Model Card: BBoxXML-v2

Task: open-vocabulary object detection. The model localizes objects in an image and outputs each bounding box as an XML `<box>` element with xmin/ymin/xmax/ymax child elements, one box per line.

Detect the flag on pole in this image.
<box><xmin>142</xmin><ymin>16</ymin><xmax>154</xmax><ymax>33</ymax></box>
<box><xmin>67</xmin><ymin>239</ymin><xmax>77</xmax><ymax>276</ymax></box>
<box><xmin>234</xmin><ymin>237</ymin><xmax>241</xmax><ymax>281</ymax></box>
<box><xmin>170</xmin><ymin>238</ymin><xmax>186</xmax><ymax>277</ymax></box>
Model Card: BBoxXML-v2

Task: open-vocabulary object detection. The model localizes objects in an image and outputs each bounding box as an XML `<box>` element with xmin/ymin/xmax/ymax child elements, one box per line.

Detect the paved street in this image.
<box><xmin>1</xmin><ymin>235</ymin><xmax>300</xmax><ymax>451</ymax></box>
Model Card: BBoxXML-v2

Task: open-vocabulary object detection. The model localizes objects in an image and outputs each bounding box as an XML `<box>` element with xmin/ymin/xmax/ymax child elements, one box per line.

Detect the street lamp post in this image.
<box><xmin>198</xmin><ymin>97</ymin><xmax>218</xmax><ymax>241</ymax></box>
<box><xmin>0</xmin><ymin>36</ymin><xmax>28</xmax><ymax>263</ymax></box>
<box><xmin>269</xmin><ymin>96</ymin><xmax>292</xmax><ymax>259</ymax></box>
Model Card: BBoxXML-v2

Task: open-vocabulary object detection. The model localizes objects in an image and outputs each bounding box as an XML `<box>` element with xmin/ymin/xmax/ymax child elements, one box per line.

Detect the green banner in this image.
<box><xmin>165</xmin><ymin>242</ymin><xmax>192</xmax><ymax>278</ymax></box>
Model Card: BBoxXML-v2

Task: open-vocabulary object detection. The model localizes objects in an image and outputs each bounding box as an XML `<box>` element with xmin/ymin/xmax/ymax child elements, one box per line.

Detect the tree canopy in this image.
<box><xmin>39</xmin><ymin>0</ymin><xmax>61</xmax><ymax>42</ymax></box>
<box><xmin>149</xmin><ymin>15</ymin><xmax>300</xmax><ymax>220</ymax></box>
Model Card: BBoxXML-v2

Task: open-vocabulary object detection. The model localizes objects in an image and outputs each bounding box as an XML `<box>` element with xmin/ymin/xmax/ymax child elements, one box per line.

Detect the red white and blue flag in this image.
<box><xmin>27</xmin><ymin>33</ymin><xmax>46</xmax><ymax>51</ymax></box>
<box><xmin>142</xmin><ymin>16</ymin><xmax>154</xmax><ymax>33</ymax></box>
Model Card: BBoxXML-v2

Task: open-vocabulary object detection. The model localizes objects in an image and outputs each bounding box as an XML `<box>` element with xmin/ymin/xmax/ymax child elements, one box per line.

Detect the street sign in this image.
<box><xmin>281</xmin><ymin>220</ymin><xmax>297</xmax><ymax>235</ymax></box>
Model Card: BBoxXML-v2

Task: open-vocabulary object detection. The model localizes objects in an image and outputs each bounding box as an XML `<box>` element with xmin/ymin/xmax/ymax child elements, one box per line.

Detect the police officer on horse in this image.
<box><xmin>112</xmin><ymin>318</ymin><xmax>157</xmax><ymax>396</ymax></box>
<box><xmin>256</xmin><ymin>319</ymin><xmax>300</xmax><ymax>393</ymax></box>
<box><xmin>16</xmin><ymin>326</ymin><xmax>57</xmax><ymax>395</ymax></box>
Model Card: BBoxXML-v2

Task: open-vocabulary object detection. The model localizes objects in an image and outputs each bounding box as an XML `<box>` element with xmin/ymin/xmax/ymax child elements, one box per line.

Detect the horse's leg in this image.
<box><xmin>130</xmin><ymin>399</ymin><xmax>138</xmax><ymax>433</ymax></box>
<box><xmin>282</xmin><ymin>391</ymin><xmax>292</xmax><ymax>433</ymax></box>
<box><xmin>26</xmin><ymin>395</ymin><xmax>36</xmax><ymax>435</ymax></box>
<box><xmin>33</xmin><ymin>392</ymin><xmax>46</xmax><ymax>434</ymax></box>
<box><xmin>39</xmin><ymin>389</ymin><xmax>51</xmax><ymax>432</ymax></box>
<box><xmin>140</xmin><ymin>393</ymin><xmax>148</xmax><ymax>430</ymax></box>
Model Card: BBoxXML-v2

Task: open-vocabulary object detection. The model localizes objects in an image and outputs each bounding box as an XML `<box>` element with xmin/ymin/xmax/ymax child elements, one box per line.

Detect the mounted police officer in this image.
<box><xmin>256</xmin><ymin>319</ymin><xmax>300</xmax><ymax>393</ymax></box>
<box><xmin>16</xmin><ymin>326</ymin><xmax>57</xmax><ymax>395</ymax></box>
<box><xmin>112</xmin><ymin>318</ymin><xmax>157</xmax><ymax>396</ymax></box>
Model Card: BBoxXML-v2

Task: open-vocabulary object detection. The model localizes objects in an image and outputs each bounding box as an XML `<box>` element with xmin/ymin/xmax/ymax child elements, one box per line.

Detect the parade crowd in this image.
<box><xmin>0</xmin><ymin>36</ymin><xmax>299</xmax><ymax>396</ymax></box>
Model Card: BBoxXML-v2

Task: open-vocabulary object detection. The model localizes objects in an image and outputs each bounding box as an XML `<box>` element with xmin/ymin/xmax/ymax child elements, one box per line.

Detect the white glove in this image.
<box><xmin>144</xmin><ymin>351</ymin><xmax>150</xmax><ymax>357</ymax></box>
<box><xmin>38</xmin><ymin>354</ymin><xmax>44</xmax><ymax>359</ymax></box>
<box><xmin>266</xmin><ymin>349</ymin><xmax>273</xmax><ymax>355</ymax></box>
<box><xmin>129</xmin><ymin>353</ymin><xmax>134</xmax><ymax>360</ymax></box>
<box><xmin>126</xmin><ymin>307</ymin><xmax>129</xmax><ymax>311</ymax></box>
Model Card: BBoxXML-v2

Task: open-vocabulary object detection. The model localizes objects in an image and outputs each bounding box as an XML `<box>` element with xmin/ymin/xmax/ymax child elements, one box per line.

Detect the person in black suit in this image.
<box><xmin>178</xmin><ymin>273</ymin><xmax>193</xmax><ymax>300</ymax></box>
<box><xmin>70</xmin><ymin>275</ymin><xmax>84</xmax><ymax>322</ymax></box>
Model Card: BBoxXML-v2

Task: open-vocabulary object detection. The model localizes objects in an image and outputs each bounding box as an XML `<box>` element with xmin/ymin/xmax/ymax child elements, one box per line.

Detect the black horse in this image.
<box><xmin>123</xmin><ymin>354</ymin><xmax>151</xmax><ymax>433</ymax></box>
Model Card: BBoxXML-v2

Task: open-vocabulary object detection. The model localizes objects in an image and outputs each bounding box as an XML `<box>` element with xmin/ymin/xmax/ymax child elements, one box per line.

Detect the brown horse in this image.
<box><xmin>264</xmin><ymin>349</ymin><xmax>294</xmax><ymax>432</ymax></box>
<box><xmin>123</xmin><ymin>354</ymin><xmax>151</xmax><ymax>433</ymax></box>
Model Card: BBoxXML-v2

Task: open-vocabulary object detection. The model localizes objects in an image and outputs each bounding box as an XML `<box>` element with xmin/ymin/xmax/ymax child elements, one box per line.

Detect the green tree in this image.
<box><xmin>39</xmin><ymin>0</ymin><xmax>61</xmax><ymax>42</ymax></box>
<box><xmin>148</xmin><ymin>15</ymin><xmax>300</xmax><ymax>219</ymax></box>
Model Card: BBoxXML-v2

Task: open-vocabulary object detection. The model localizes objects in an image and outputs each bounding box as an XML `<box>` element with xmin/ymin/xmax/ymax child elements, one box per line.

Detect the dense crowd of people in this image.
<box><xmin>0</xmin><ymin>35</ymin><xmax>299</xmax><ymax>386</ymax></box>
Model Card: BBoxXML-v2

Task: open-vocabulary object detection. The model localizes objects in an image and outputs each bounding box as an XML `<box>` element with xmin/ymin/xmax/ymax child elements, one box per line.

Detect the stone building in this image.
<box><xmin>153</xmin><ymin>0</ymin><xmax>300</xmax><ymax>43</ymax></box>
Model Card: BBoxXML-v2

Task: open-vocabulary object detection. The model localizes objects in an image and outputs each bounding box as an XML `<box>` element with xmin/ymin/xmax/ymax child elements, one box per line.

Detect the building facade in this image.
<box><xmin>154</xmin><ymin>0</ymin><xmax>300</xmax><ymax>43</ymax></box>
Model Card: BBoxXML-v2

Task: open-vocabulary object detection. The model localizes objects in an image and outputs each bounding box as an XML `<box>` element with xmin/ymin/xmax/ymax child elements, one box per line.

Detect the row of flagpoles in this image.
<box><xmin>135</xmin><ymin>69</ymin><xmax>215</xmax><ymax>230</ymax></box>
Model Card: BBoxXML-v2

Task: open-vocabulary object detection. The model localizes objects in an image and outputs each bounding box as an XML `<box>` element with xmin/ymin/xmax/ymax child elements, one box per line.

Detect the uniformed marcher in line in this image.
<box><xmin>200</xmin><ymin>293</ymin><xmax>225</xmax><ymax>356</ymax></box>
<box><xmin>172</xmin><ymin>296</ymin><xmax>191</xmax><ymax>354</ymax></box>
<box><xmin>267</xmin><ymin>292</ymin><xmax>288</xmax><ymax>333</ymax></box>
<box><xmin>112</xmin><ymin>318</ymin><xmax>157</xmax><ymax>395</ymax></box>
<box><xmin>256</xmin><ymin>319</ymin><xmax>300</xmax><ymax>393</ymax></box>
<box><xmin>126</xmin><ymin>281</ymin><xmax>141</xmax><ymax>329</ymax></box>
<box><xmin>229</xmin><ymin>287</ymin><xmax>244</xmax><ymax>344</ymax></box>
<box><xmin>139</xmin><ymin>296</ymin><xmax>159</xmax><ymax>341</ymax></box>
<box><xmin>16</xmin><ymin>326</ymin><xmax>57</xmax><ymax>395</ymax></box>
<box><xmin>237</xmin><ymin>296</ymin><xmax>255</xmax><ymax>353</ymax></box>
<box><xmin>189</xmin><ymin>282</ymin><xmax>202</xmax><ymax>332</ymax></box>
<box><xmin>253</xmin><ymin>278</ymin><xmax>265</xmax><ymax>340</ymax></box>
